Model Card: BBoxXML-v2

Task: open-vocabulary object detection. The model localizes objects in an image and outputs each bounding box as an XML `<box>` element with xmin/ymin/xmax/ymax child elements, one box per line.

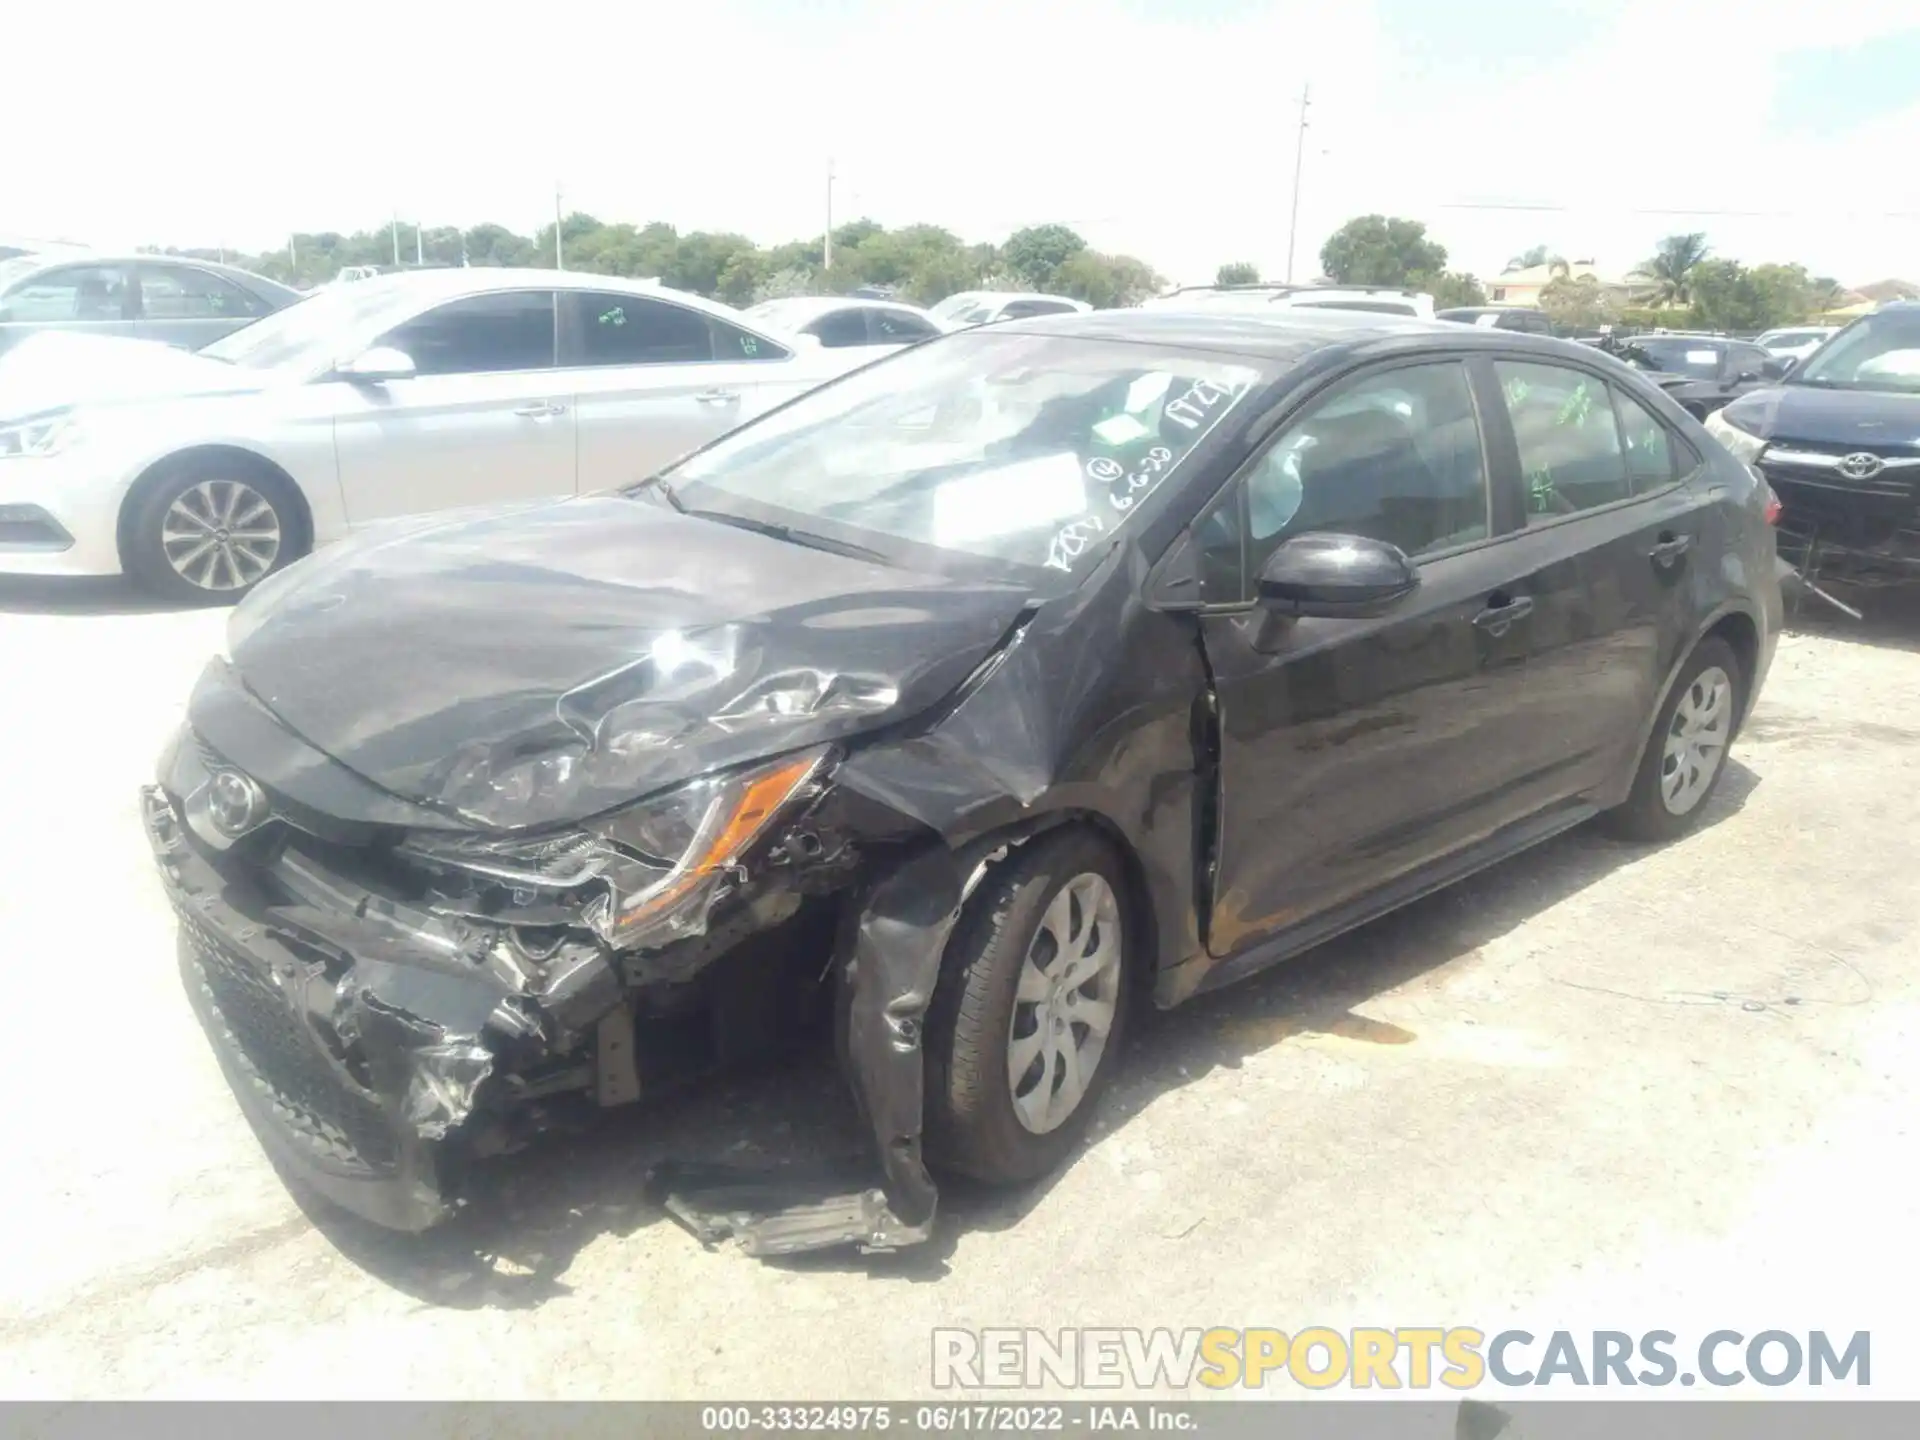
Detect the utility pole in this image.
<box><xmin>823</xmin><ymin>158</ymin><xmax>835</xmax><ymax>274</ymax></box>
<box><xmin>555</xmin><ymin>185</ymin><xmax>565</xmax><ymax>270</ymax></box>
<box><xmin>390</xmin><ymin>212</ymin><xmax>401</xmax><ymax>267</ymax></box>
<box><xmin>415</xmin><ymin>222</ymin><xmax>424</xmax><ymax>267</ymax></box>
<box><xmin>1285</xmin><ymin>84</ymin><xmax>1311</xmax><ymax>284</ymax></box>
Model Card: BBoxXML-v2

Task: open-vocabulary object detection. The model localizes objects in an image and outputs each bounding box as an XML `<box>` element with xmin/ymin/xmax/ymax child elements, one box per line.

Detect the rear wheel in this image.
<box><xmin>124</xmin><ymin>457</ymin><xmax>305</xmax><ymax>604</ymax></box>
<box><xmin>1603</xmin><ymin>636</ymin><xmax>1743</xmax><ymax>842</ymax></box>
<box><xmin>926</xmin><ymin>829</ymin><xmax>1133</xmax><ymax>1185</ymax></box>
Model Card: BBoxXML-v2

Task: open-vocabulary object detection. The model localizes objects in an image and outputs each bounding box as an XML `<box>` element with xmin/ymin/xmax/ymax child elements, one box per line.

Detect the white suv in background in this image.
<box><xmin>0</xmin><ymin>269</ymin><xmax>857</xmax><ymax>601</ymax></box>
<box><xmin>1145</xmin><ymin>283</ymin><xmax>1437</xmax><ymax>320</ymax></box>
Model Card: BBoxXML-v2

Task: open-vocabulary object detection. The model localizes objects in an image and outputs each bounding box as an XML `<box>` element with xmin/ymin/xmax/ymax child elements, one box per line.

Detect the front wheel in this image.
<box><xmin>1603</xmin><ymin>636</ymin><xmax>1743</xmax><ymax>842</ymax></box>
<box><xmin>124</xmin><ymin>458</ymin><xmax>306</xmax><ymax>604</ymax></box>
<box><xmin>925</xmin><ymin>829</ymin><xmax>1133</xmax><ymax>1186</ymax></box>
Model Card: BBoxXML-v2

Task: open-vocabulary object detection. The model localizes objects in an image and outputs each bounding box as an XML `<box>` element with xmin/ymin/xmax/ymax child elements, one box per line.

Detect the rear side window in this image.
<box><xmin>1610</xmin><ymin>387</ymin><xmax>1680</xmax><ymax>491</ymax></box>
<box><xmin>380</xmin><ymin>290</ymin><xmax>557</xmax><ymax>375</ymax></box>
<box><xmin>1496</xmin><ymin>360</ymin><xmax>1631</xmax><ymax>519</ymax></box>
<box><xmin>872</xmin><ymin>308</ymin><xmax>939</xmax><ymax>342</ymax></box>
<box><xmin>711</xmin><ymin>316</ymin><xmax>788</xmax><ymax>361</ymax></box>
<box><xmin>562</xmin><ymin>292</ymin><xmax>713</xmax><ymax>365</ymax></box>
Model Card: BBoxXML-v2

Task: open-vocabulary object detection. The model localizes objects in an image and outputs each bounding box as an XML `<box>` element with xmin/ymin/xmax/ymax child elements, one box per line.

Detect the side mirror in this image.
<box><xmin>1765</xmin><ymin>356</ymin><xmax>1795</xmax><ymax>379</ymax></box>
<box><xmin>336</xmin><ymin>346</ymin><xmax>417</xmax><ymax>383</ymax></box>
<box><xmin>1257</xmin><ymin>533</ymin><xmax>1419</xmax><ymax>618</ymax></box>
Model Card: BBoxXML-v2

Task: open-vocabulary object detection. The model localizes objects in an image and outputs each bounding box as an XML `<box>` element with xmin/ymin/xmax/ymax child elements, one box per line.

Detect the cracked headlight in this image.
<box><xmin>0</xmin><ymin>411</ymin><xmax>83</xmax><ymax>459</ymax></box>
<box><xmin>399</xmin><ymin>747</ymin><xmax>829</xmax><ymax>949</ymax></box>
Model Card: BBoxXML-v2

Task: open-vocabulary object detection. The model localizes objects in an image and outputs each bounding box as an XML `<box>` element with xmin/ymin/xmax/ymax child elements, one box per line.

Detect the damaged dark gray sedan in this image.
<box><xmin>143</xmin><ymin>309</ymin><xmax>1781</xmax><ymax>1255</ymax></box>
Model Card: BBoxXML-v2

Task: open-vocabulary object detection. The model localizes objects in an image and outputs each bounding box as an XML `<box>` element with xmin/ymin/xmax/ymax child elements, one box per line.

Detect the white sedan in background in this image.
<box><xmin>928</xmin><ymin>291</ymin><xmax>1091</xmax><ymax>329</ymax></box>
<box><xmin>743</xmin><ymin>296</ymin><xmax>944</xmax><ymax>352</ymax></box>
<box><xmin>0</xmin><ymin>269</ymin><xmax>860</xmax><ymax>601</ymax></box>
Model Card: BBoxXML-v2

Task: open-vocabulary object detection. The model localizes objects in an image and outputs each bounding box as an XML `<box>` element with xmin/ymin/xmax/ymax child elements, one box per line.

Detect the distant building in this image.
<box><xmin>1488</xmin><ymin>259</ymin><xmax>1650</xmax><ymax>308</ymax></box>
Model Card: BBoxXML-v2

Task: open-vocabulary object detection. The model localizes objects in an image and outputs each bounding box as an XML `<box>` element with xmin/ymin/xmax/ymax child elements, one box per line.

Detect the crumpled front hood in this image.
<box><xmin>224</xmin><ymin>496</ymin><xmax>1032</xmax><ymax>830</ymax></box>
<box><xmin>0</xmin><ymin>330</ymin><xmax>268</xmax><ymax>420</ymax></box>
<box><xmin>1722</xmin><ymin>384</ymin><xmax>1920</xmax><ymax>450</ymax></box>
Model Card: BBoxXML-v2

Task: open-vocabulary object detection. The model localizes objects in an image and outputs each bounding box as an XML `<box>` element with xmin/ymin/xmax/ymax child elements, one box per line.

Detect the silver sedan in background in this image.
<box><xmin>0</xmin><ymin>269</ymin><xmax>860</xmax><ymax>601</ymax></box>
<box><xmin>0</xmin><ymin>253</ymin><xmax>302</xmax><ymax>358</ymax></box>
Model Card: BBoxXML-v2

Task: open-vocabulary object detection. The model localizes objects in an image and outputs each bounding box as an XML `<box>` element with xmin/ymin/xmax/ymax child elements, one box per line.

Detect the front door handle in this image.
<box><xmin>1649</xmin><ymin>531</ymin><xmax>1694</xmax><ymax>568</ymax></box>
<box><xmin>695</xmin><ymin>388</ymin><xmax>741</xmax><ymax>406</ymax></box>
<box><xmin>1473</xmin><ymin>594</ymin><xmax>1535</xmax><ymax>637</ymax></box>
<box><xmin>513</xmin><ymin>401</ymin><xmax>567</xmax><ymax>418</ymax></box>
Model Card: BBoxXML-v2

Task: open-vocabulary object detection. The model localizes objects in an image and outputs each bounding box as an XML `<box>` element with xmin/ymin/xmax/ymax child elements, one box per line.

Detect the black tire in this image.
<box><xmin>123</xmin><ymin>455</ymin><xmax>306</xmax><ymax>605</ymax></box>
<box><xmin>1602</xmin><ymin>636</ymin><xmax>1744</xmax><ymax>842</ymax></box>
<box><xmin>925</xmin><ymin>828</ymin><xmax>1134</xmax><ymax>1186</ymax></box>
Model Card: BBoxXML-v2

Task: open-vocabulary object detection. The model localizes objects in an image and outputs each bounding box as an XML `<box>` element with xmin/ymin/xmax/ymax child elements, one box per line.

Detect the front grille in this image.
<box><xmin>181</xmin><ymin>914</ymin><xmax>399</xmax><ymax>1174</ymax></box>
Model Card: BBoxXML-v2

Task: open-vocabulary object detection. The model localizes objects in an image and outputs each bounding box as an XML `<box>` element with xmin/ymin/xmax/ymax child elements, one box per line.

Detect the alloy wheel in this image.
<box><xmin>1006</xmin><ymin>872</ymin><xmax>1123</xmax><ymax>1135</ymax></box>
<box><xmin>1660</xmin><ymin>664</ymin><xmax>1732</xmax><ymax>816</ymax></box>
<box><xmin>162</xmin><ymin>480</ymin><xmax>283</xmax><ymax>592</ymax></box>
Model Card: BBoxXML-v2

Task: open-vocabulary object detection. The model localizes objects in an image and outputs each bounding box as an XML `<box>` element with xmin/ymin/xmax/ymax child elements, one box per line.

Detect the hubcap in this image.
<box><xmin>1007</xmin><ymin>872</ymin><xmax>1123</xmax><ymax>1135</ymax></box>
<box><xmin>1660</xmin><ymin>664</ymin><xmax>1732</xmax><ymax>816</ymax></box>
<box><xmin>162</xmin><ymin>480</ymin><xmax>282</xmax><ymax>592</ymax></box>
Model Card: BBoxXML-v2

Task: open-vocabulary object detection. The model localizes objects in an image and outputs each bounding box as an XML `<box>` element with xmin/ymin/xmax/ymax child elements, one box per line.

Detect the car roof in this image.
<box><xmin>1001</xmin><ymin>305</ymin><xmax>1478</xmax><ymax>357</ymax></box>
<box><xmin>320</xmin><ymin>266</ymin><xmax>760</xmax><ymax>326</ymax></box>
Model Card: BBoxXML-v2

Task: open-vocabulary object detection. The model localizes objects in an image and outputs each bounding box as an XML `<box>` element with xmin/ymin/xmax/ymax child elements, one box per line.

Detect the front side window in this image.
<box><xmin>665</xmin><ymin>331</ymin><xmax>1264</xmax><ymax>579</ymax></box>
<box><xmin>1497</xmin><ymin>360</ymin><xmax>1631</xmax><ymax>519</ymax></box>
<box><xmin>1195</xmin><ymin>362</ymin><xmax>1488</xmax><ymax>602</ymax></box>
<box><xmin>139</xmin><ymin>265</ymin><xmax>266</xmax><ymax>320</ymax></box>
<box><xmin>0</xmin><ymin>263</ymin><xmax>135</xmax><ymax>322</ymax></box>
<box><xmin>1628</xmin><ymin>339</ymin><xmax>1724</xmax><ymax>380</ymax></box>
<box><xmin>1793</xmin><ymin>310</ymin><xmax>1920</xmax><ymax>393</ymax></box>
<box><xmin>380</xmin><ymin>290</ymin><xmax>556</xmax><ymax>375</ymax></box>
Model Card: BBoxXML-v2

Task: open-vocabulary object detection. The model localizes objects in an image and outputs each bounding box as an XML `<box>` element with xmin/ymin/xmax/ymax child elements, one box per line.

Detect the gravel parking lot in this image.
<box><xmin>1</xmin><ymin>578</ymin><xmax>1916</xmax><ymax>1399</ymax></box>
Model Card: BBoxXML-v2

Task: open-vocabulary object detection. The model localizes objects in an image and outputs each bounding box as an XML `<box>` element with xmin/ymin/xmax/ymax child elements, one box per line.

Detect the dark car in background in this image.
<box><xmin>142</xmin><ymin>309</ymin><xmax>1780</xmax><ymax>1254</ymax></box>
<box><xmin>1600</xmin><ymin>334</ymin><xmax>1788</xmax><ymax>420</ymax></box>
<box><xmin>1706</xmin><ymin>302</ymin><xmax>1920</xmax><ymax>585</ymax></box>
<box><xmin>0</xmin><ymin>253</ymin><xmax>300</xmax><ymax>357</ymax></box>
<box><xmin>1437</xmin><ymin>305</ymin><xmax>1556</xmax><ymax>335</ymax></box>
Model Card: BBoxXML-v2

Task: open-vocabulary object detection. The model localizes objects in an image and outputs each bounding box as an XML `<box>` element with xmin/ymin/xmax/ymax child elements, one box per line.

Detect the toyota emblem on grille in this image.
<box><xmin>207</xmin><ymin>769</ymin><xmax>270</xmax><ymax>838</ymax></box>
<box><xmin>1839</xmin><ymin>452</ymin><xmax>1885</xmax><ymax>480</ymax></box>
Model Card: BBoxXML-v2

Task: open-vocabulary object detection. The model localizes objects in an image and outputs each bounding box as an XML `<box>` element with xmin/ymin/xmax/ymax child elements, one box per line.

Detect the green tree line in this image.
<box><xmin>1307</xmin><ymin>217</ymin><xmax>1852</xmax><ymax>333</ymax></box>
<box><xmin>159</xmin><ymin>216</ymin><xmax>1166</xmax><ymax>311</ymax></box>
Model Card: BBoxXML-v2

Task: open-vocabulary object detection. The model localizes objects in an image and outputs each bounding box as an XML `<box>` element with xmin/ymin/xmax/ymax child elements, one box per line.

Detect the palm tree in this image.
<box><xmin>1641</xmin><ymin>233</ymin><xmax>1710</xmax><ymax>309</ymax></box>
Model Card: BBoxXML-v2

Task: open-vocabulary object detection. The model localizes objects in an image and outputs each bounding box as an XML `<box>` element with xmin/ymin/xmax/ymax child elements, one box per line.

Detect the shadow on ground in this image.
<box><xmin>286</xmin><ymin>765</ymin><xmax>1759</xmax><ymax>1308</ymax></box>
<box><xmin>0</xmin><ymin>575</ymin><xmax>208</xmax><ymax>617</ymax></box>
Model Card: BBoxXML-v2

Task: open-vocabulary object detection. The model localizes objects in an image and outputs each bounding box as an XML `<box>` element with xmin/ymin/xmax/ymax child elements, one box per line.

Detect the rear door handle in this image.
<box><xmin>1649</xmin><ymin>531</ymin><xmax>1694</xmax><ymax>568</ymax></box>
<box><xmin>513</xmin><ymin>402</ymin><xmax>567</xmax><ymax>418</ymax></box>
<box><xmin>696</xmin><ymin>388</ymin><xmax>741</xmax><ymax>406</ymax></box>
<box><xmin>1473</xmin><ymin>594</ymin><xmax>1535</xmax><ymax>637</ymax></box>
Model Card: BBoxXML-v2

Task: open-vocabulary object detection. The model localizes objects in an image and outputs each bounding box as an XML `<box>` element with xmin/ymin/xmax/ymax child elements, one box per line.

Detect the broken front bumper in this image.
<box><xmin>142</xmin><ymin>748</ymin><xmax>963</xmax><ymax>1253</ymax></box>
<box><xmin>146</xmin><ymin>786</ymin><xmax>468</xmax><ymax>1230</ymax></box>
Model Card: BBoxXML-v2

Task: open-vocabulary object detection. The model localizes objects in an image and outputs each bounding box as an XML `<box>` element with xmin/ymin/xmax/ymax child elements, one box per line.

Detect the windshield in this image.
<box><xmin>0</xmin><ymin>257</ymin><xmax>41</xmax><ymax>294</ymax></box>
<box><xmin>198</xmin><ymin>284</ymin><xmax>407</xmax><ymax>370</ymax></box>
<box><xmin>664</xmin><ymin>331</ymin><xmax>1265</xmax><ymax>577</ymax></box>
<box><xmin>1792</xmin><ymin>312</ymin><xmax>1920</xmax><ymax>393</ymax></box>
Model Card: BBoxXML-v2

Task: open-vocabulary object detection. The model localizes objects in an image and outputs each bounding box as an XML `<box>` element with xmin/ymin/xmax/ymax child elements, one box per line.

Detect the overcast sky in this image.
<box><xmin>9</xmin><ymin>0</ymin><xmax>1918</xmax><ymax>287</ymax></box>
